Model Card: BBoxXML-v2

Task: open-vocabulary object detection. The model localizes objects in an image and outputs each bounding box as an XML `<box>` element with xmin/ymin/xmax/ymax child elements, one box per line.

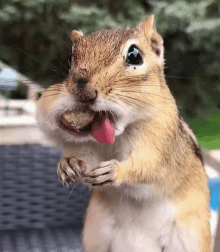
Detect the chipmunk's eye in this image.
<box><xmin>126</xmin><ymin>45</ymin><xmax>143</xmax><ymax>65</ymax></box>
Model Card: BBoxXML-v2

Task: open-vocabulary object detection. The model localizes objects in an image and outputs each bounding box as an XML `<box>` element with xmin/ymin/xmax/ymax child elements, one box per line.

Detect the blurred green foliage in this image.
<box><xmin>191</xmin><ymin>109</ymin><xmax>220</xmax><ymax>149</ymax></box>
<box><xmin>0</xmin><ymin>0</ymin><xmax>220</xmax><ymax>147</ymax></box>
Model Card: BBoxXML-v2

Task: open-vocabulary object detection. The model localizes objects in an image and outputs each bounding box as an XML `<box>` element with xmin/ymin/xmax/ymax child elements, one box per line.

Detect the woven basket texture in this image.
<box><xmin>0</xmin><ymin>145</ymin><xmax>90</xmax><ymax>251</ymax></box>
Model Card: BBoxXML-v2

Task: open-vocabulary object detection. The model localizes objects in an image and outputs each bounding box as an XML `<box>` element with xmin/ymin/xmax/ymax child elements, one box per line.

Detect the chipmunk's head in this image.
<box><xmin>37</xmin><ymin>15</ymin><xmax>173</xmax><ymax>144</ymax></box>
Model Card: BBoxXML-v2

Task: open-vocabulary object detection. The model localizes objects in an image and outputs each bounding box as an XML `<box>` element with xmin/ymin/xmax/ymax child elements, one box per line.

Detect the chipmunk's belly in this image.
<box><xmin>110</xmin><ymin>225</ymin><xmax>162</xmax><ymax>252</ymax></box>
<box><xmin>109</xmin><ymin>196</ymin><xmax>175</xmax><ymax>252</ymax></box>
<box><xmin>84</xmin><ymin>189</ymin><xmax>177</xmax><ymax>252</ymax></box>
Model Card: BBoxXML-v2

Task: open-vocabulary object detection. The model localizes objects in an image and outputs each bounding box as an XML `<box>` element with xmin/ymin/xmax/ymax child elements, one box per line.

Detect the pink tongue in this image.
<box><xmin>91</xmin><ymin>115</ymin><xmax>115</xmax><ymax>144</ymax></box>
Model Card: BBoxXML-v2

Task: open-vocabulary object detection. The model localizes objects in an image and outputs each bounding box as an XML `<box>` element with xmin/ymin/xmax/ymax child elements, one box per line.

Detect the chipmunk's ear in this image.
<box><xmin>138</xmin><ymin>15</ymin><xmax>164</xmax><ymax>63</ymax></box>
<box><xmin>70</xmin><ymin>30</ymin><xmax>83</xmax><ymax>43</ymax></box>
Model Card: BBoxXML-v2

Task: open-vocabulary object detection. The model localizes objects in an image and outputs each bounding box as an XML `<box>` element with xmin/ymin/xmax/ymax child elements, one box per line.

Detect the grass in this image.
<box><xmin>190</xmin><ymin>109</ymin><xmax>220</xmax><ymax>149</ymax></box>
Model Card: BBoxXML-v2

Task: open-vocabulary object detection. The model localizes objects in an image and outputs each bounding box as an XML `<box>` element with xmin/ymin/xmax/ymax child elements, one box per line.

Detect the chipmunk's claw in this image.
<box><xmin>57</xmin><ymin>157</ymin><xmax>86</xmax><ymax>186</ymax></box>
<box><xmin>84</xmin><ymin>159</ymin><xmax>117</xmax><ymax>186</ymax></box>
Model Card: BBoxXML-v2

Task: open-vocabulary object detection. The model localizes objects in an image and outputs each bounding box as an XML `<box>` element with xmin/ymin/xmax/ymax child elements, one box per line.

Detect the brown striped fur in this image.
<box><xmin>37</xmin><ymin>15</ymin><xmax>211</xmax><ymax>252</ymax></box>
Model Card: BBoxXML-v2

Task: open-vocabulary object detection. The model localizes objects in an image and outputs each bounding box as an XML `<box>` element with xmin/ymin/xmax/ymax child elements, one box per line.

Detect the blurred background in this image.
<box><xmin>0</xmin><ymin>0</ymin><xmax>220</xmax><ymax>148</ymax></box>
<box><xmin>0</xmin><ymin>0</ymin><xmax>220</xmax><ymax>251</ymax></box>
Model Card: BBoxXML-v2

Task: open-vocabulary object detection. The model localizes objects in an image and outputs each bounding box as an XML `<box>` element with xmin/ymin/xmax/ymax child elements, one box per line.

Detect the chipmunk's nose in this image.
<box><xmin>79</xmin><ymin>89</ymin><xmax>98</xmax><ymax>104</ymax></box>
<box><xmin>77</xmin><ymin>78</ymin><xmax>98</xmax><ymax>104</ymax></box>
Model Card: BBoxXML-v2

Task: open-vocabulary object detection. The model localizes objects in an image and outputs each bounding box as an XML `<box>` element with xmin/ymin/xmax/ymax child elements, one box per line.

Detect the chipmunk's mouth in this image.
<box><xmin>58</xmin><ymin>110</ymin><xmax>115</xmax><ymax>144</ymax></box>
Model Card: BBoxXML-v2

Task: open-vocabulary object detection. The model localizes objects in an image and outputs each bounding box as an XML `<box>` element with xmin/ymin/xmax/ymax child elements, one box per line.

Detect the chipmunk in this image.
<box><xmin>37</xmin><ymin>15</ymin><xmax>211</xmax><ymax>252</ymax></box>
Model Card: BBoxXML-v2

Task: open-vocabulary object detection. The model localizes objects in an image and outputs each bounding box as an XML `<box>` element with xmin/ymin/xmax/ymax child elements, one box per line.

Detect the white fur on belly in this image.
<box><xmin>96</xmin><ymin>190</ymin><xmax>178</xmax><ymax>252</ymax></box>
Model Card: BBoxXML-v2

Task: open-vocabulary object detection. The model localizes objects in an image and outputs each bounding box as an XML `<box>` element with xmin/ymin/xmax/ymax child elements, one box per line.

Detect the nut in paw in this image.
<box><xmin>84</xmin><ymin>159</ymin><xmax>117</xmax><ymax>186</ymax></box>
<box><xmin>57</xmin><ymin>157</ymin><xmax>86</xmax><ymax>186</ymax></box>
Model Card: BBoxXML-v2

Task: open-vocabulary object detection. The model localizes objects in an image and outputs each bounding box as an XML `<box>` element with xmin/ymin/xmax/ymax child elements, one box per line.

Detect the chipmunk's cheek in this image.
<box><xmin>114</xmin><ymin>115</ymin><xmax>134</xmax><ymax>136</ymax></box>
<box><xmin>114</xmin><ymin>122</ymin><xmax>125</xmax><ymax>136</ymax></box>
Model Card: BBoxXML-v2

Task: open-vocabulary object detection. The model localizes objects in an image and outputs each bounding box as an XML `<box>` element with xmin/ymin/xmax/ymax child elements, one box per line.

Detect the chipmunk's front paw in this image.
<box><xmin>84</xmin><ymin>159</ymin><xmax>117</xmax><ymax>186</ymax></box>
<box><xmin>57</xmin><ymin>157</ymin><xmax>86</xmax><ymax>186</ymax></box>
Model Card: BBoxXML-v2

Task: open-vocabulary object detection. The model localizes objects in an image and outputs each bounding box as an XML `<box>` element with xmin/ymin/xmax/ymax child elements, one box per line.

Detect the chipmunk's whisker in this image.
<box><xmin>12</xmin><ymin>44</ymin><xmax>68</xmax><ymax>79</ymax></box>
<box><xmin>112</xmin><ymin>89</ymin><xmax>172</xmax><ymax>102</ymax></box>
<box><xmin>112</xmin><ymin>93</ymin><xmax>174</xmax><ymax>119</ymax></box>
<box><xmin>165</xmin><ymin>59</ymin><xmax>191</xmax><ymax>69</ymax></box>
<box><xmin>109</xmin><ymin>97</ymin><xmax>135</xmax><ymax>118</ymax></box>
<box><xmin>28</xmin><ymin>39</ymin><xmax>70</xmax><ymax>71</ymax></box>
<box><xmin>39</xmin><ymin>94</ymin><xmax>62</xmax><ymax>99</ymax></box>
<box><xmin>111</xmin><ymin>94</ymin><xmax>147</xmax><ymax>111</ymax></box>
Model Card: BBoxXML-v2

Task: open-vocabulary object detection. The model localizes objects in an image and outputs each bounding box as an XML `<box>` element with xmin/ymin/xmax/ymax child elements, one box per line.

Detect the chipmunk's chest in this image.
<box><xmin>68</xmin><ymin>138</ymin><xmax>132</xmax><ymax>172</ymax></box>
